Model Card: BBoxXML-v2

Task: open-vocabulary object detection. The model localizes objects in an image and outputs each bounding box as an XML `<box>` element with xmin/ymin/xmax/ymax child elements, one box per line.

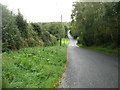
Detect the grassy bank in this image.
<box><xmin>77</xmin><ymin>44</ymin><xmax>119</xmax><ymax>57</ymax></box>
<box><xmin>2</xmin><ymin>44</ymin><xmax>68</xmax><ymax>88</ymax></box>
<box><xmin>61</xmin><ymin>38</ymin><xmax>70</xmax><ymax>45</ymax></box>
<box><xmin>57</xmin><ymin>38</ymin><xmax>70</xmax><ymax>46</ymax></box>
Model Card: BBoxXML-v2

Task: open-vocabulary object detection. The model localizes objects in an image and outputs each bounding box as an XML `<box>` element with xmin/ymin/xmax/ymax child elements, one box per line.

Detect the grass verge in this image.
<box><xmin>2</xmin><ymin>45</ymin><xmax>68</xmax><ymax>88</ymax></box>
<box><xmin>77</xmin><ymin>44</ymin><xmax>119</xmax><ymax>57</ymax></box>
<box><xmin>61</xmin><ymin>38</ymin><xmax>70</xmax><ymax>45</ymax></box>
<box><xmin>57</xmin><ymin>38</ymin><xmax>70</xmax><ymax>46</ymax></box>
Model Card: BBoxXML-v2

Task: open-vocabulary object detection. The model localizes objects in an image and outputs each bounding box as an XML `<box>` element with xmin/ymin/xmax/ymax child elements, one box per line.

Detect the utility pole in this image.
<box><xmin>60</xmin><ymin>15</ymin><xmax>62</xmax><ymax>46</ymax></box>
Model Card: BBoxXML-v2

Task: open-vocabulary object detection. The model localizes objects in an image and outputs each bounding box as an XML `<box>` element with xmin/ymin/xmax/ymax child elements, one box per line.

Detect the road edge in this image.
<box><xmin>53</xmin><ymin>46</ymin><xmax>69</xmax><ymax>88</ymax></box>
<box><xmin>77</xmin><ymin>43</ymin><xmax>118</xmax><ymax>57</ymax></box>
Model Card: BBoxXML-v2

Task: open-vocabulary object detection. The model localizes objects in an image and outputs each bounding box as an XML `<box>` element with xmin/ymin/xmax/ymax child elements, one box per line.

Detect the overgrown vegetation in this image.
<box><xmin>71</xmin><ymin>2</ymin><xmax>119</xmax><ymax>50</ymax></box>
<box><xmin>61</xmin><ymin>38</ymin><xmax>70</xmax><ymax>45</ymax></box>
<box><xmin>1</xmin><ymin>3</ymin><xmax>70</xmax><ymax>88</ymax></box>
<box><xmin>1</xmin><ymin>4</ymin><xmax>69</xmax><ymax>52</ymax></box>
<box><xmin>2</xmin><ymin>44</ymin><xmax>69</xmax><ymax>88</ymax></box>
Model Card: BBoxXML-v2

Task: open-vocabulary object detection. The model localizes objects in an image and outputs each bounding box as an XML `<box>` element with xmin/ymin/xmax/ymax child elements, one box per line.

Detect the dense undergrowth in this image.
<box><xmin>1</xmin><ymin>4</ymin><xmax>69</xmax><ymax>52</ymax></box>
<box><xmin>71</xmin><ymin>2</ymin><xmax>119</xmax><ymax>49</ymax></box>
<box><xmin>2</xmin><ymin>38</ymin><xmax>70</xmax><ymax>88</ymax></box>
<box><xmin>2</xmin><ymin>46</ymin><xmax>66</xmax><ymax>88</ymax></box>
<box><xmin>1</xmin><ymin>2</ymin><xmax>70</xmax><ymax>87</ymax></box>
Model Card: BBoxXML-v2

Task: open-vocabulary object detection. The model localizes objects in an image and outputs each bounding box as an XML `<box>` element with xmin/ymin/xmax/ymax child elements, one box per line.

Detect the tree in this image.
<box><xmin>71</xmin><ymin>2</ymin><xmax>119</xmax><ymax>48</ymax></box>
<box><xmin>2</xmin><ymin>5</ymin><xmax>24</xmax><ymax>51</ymax></box>
<box><xmin>16</xmin><ymin>9</ymin><xmax>28</xmax><ymax>38</ymax></box>
<box><xmin>31</xmin><ymin>23</ymin><xmax>42</xmax><ymax>36</ymax></box>
<box><xmin>48</xmin><ymin>22</ymin><xmax>65</xmax><ymax>41</ymax></box>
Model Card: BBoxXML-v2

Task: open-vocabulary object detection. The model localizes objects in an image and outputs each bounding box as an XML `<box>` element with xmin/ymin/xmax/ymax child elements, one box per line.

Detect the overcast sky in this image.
<box><xmin>0</xmin><ymin>0</ymin><xmax>119</xmax><ymax>22</ymax></box>
<box><xmin>0</xmin><ymin>0</ymin><xmax>80</xmax><ymax>22</ymax></box>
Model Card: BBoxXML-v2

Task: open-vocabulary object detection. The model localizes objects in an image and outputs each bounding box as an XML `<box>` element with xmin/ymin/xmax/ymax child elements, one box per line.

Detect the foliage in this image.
<box><xmin>31</xmin><ymin>23</ymin><xmax>42</xmax><ymax>36</ymax></box>
<box><xmin>61</xmin><ymin>38</ymin><xmax>70</xmax><ymax>45</ymax></box>
<box><xmin>2</xmin><ymin>5</ymin><xmax>24</xmax><ymax>51</ymax></box>
<box><xmin>44</xmin><ymin>22</ymin><xmax>65</xmax><ymax>40</ymax></box>
<box><xmin>71</xmin><ymin>2</ymin><xmax>119</xmax><ymax>48</ymax></box>
<box><xmin>16</xmin><ymin>10</ymin><xmax>28</xmax><ymax>38</ymax></box>
<box><xmin>26</xmin><ymin>24</ymin><xmax>44</xmax><ymax>47</ymax></box>
<box><xmin>2</xmin><ymin>46</ymin><xmax>67</xmax><ymax>88</ymax></box>
<box><xmin>1</xmin><ymin>4</ymin><xmax>67</xmax><ymax>51</ymax></box>
<box><xmin>63</xmin><ymin>23</ymin><xmax>69</xmax><ymax>37</ymax></box>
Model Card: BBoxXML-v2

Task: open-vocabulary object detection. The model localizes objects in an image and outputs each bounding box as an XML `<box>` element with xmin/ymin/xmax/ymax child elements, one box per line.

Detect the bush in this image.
<box><xmin>2</xmin><ymin>4</ymin><xmax>65</xmax><ymax>51</ymax></box>
<box><xmin>50</xmin><ymin>34</ymin><xmax>57</xmax><ymax>45</ymax></box>
<box><xmin>2</xmin><ymin>5</ymin><xmax>24</xmax><ymax>51</ymax></box>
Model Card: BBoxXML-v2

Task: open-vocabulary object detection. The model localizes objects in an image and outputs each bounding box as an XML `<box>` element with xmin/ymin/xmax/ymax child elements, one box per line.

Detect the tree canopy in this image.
<box><xmin>71</xmin><ymin>2</ymin><xmax>119</xmax><ymax>48</ymax></box>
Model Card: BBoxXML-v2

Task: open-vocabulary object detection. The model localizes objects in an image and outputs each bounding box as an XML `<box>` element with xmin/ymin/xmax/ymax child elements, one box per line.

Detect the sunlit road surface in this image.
<box><xmin>58</xmin><ymin>30</ymin><xmax>118</xmax><ymax>88</ymax></box>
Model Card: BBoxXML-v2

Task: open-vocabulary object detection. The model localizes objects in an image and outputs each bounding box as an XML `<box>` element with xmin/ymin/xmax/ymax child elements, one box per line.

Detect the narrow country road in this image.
<box><xmin>58</xmin><ymin>30</ymin><xmax>118</xmax><ymax>88</ymax></box>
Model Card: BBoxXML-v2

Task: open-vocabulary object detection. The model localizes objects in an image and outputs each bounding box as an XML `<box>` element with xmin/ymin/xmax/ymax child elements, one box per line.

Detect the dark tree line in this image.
<box><xmin>1</xmin><ymin>4</ymin><xmax>69</xmax><ymax>52</ymax></box>
<box><xmin>71</xmin><ymin>2</ymin><xmax>120</xmax><ymax>49</ymax></box>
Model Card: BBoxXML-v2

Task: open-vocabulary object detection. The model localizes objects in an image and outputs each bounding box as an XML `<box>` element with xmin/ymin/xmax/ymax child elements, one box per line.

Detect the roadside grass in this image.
<box><xmin>77</xmin><ymin>44</ymin><xmax>119</xmax><ymax>57</ymax></box>
<box><xmin>57</xmin><ymin>38</ymin><xmax>70</xmax><ymax>46</ymax></box>
<box><xmin>61</xmin><ymin>38</ymin><xmax>70</xmax><ymax>45</ymax></box>
<box><xmin>2</xmin><ymin>45</ymin><xmax>68</xmax><ymax>88</ymax></box>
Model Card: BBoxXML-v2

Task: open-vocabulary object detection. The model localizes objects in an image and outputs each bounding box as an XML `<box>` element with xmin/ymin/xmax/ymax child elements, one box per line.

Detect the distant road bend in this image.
<box><xmin>58</xmin><ymin>30</ymin><xmax>118</xmax><ymax>88</ymax></box>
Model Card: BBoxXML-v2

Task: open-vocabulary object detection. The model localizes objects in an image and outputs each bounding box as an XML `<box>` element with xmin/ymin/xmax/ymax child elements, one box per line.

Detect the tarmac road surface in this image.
<box><xmin>58</xmin><ymin>30</ymin><xmax>118</xmax><ymax>88</ymax></box>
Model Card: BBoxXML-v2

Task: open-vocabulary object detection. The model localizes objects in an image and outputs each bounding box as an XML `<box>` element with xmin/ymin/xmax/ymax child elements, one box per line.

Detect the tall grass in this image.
<box><xmin>57</xmin><ymin>38</ymin><xmax>70</xmax><ymax>46</ymax></box>
<box><xmin>2</xmin><ymin>45</ymin><xmax>68</xmax><ymax>88</ymax></box>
